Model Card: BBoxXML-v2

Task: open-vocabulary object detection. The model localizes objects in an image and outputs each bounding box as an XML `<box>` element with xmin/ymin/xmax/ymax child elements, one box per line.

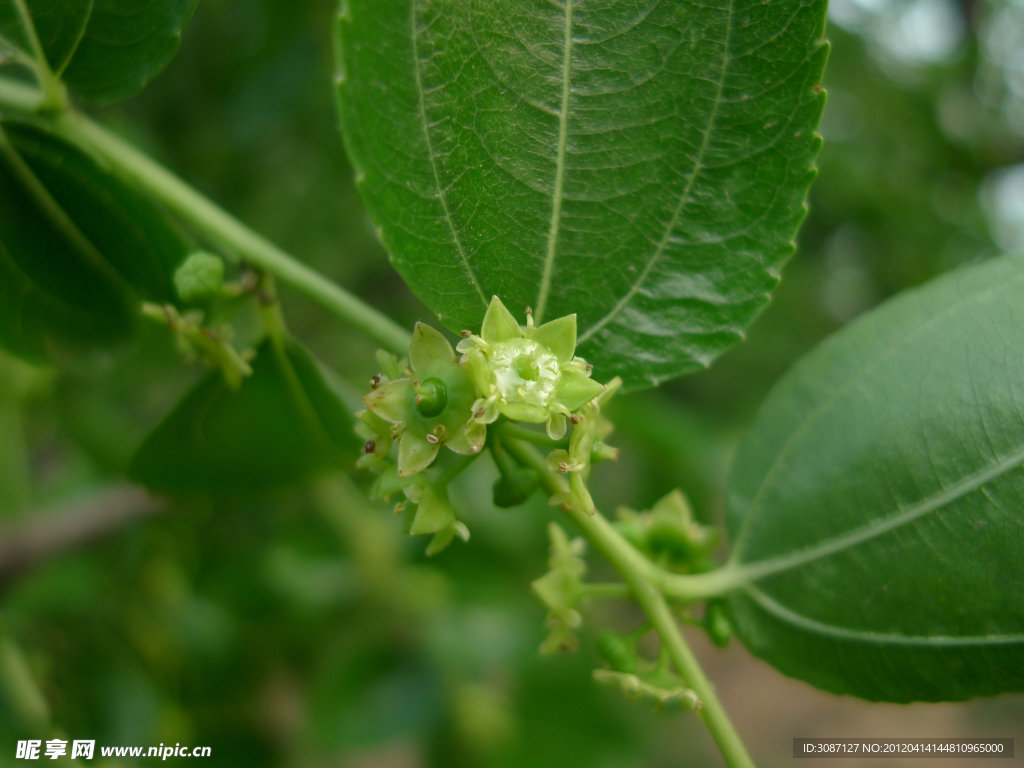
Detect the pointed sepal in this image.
<box><xmin>410</xmin><ymin>322</ymin><xmax>455</xmax><ymax>372</ymax></box>
<box><xmin>532</xmin><ymin>314</ymin><xmax>576</xmax><ymax>362</ymax></box>
<box><xmin>364</xmin><ymin>378</ymin><xmax>411</xmax><ymax>423</ymax></box>
<box><xmin>556</xmin><ymin>370</ymin><xmax>604</xmax><ymax>412</ymax></box>
<box><xmin>398</xmin><ymin>429</ymin><xmax>440</xmax><ymax>476</ymax></box>
<box><xmin>481</xmin><ymin>295</ymin><xmax>522</xmax><ymax>344</ymax></box>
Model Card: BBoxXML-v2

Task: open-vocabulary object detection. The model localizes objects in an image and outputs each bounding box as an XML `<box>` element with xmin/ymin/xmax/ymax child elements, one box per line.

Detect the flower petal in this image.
<box><xmin>409</xmin><ymin>322</ymin><xmax>455</xmax><ymax>371</ymax></box>
<box><xmin>398</xmin><ymin>429</ymin><xmax>440</xmax><ymax>476</ymax></box>
<box><xmin>470</xmin><ymin>396</ymin><xmax>500</xmax><ymax>424</ymax></box>
<box><xmin>357</xmin><ymin>408</ymin><xmax>393</xmax><ymax>436</ymax></box>
<box><xmin>532</xmin><ymin>314</ymin><xmax>576</xmax><ymax>362</ymax></box>
<box><xmin>363</xmin><ymin>378</ymin><xmax>411</xmax><ymax>423</ymax></box>
<box><xmin>481</xmin><ymin>295</ymin><xmax>522</xmax><ymax>344</ymax></box>
<box><xmin>447</xmin><ymin>421</ymin><xmax>487</xmax><ymax>455</ymax></box>
<box><xmin>556</xmin><ymin>370</ymin><xmax>604</xmax><ymax>412</ymax></box>
<box><xmin>464</xmin><ymin>349</ymin><xmax>494</xmax><ymax>394</ymax></box>
<box><xmin>425</xmin><ymin>526</ymin><xmax>456</xmax><ymax>556</ymax></box>
<box><xmin>546</xmin><ymin>412</ymin><xmax>567</xmax><ymax>441</ymax></box>
<box><xmin>546</xmin><ymin>449</ymin><xmax>574</xmax><ymax>473</ymax></box>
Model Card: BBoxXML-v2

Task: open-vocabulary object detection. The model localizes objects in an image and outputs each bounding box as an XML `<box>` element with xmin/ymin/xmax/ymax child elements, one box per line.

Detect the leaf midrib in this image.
<box><xmin>533</xmin><ymin>0</ymin><xmax>573</xmax><ymax>325</ymax></box>
<box><xmin>577</xmin><ymin>0</ymin><xmax>736</xmax><ymax>345</ymax></box>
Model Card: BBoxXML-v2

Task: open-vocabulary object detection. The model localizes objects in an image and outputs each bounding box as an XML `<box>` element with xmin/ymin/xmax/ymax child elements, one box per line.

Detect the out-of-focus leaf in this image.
<box><xmin>726</xmin><ymin>253</ymin><xmax>1024</xmax><ymax>702</ymax></box>
<box><xmin>0</xmin><ymin>0</ymin><xmax>199</xmax><ymax>103</ymax></box>
<box><xmin>129</xmin><ymin>337</ymin><xmax>360</xmax><ymax>493</ymax></box>
<box><xmin>335</xmin><ymin>0</ymin><xmax>828</xmax><ymax>389</ymax></box>
<box><xmin>0</xmin><ymin>120</ymin><xmax>188</xmax><ymax>362</ymax></box>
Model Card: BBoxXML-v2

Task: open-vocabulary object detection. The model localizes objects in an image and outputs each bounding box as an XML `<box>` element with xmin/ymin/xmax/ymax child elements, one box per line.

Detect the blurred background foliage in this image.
<box><xmin>2</xmin><ymin>0</ymin><xmax>1024</xmax><ymax>765</ymax></box>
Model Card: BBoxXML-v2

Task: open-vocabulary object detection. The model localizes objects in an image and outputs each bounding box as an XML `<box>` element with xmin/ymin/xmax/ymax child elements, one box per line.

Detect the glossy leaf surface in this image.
<box><xmin>129</xmin><ymin>338</ymin><xmax>360</xmax><ymax>494</ymax></box>
<box><xmin>0</xmin><ymin>121</ymin><xmax>187</xmax><ymax>362</ymax></box>
<box><xmin>726</xmin><ymin>254</ymin><xmax>1024</xmax><ymax>702</ymax></box>
<box><xmin>1</xmin><ymin>0</ymin><xmax>197</xmax><ymax>103</ymax></box>
<box><xmin>335</xmin><ymin>0</ymin><xmax>828</xmax><ymax>389</ymax></box>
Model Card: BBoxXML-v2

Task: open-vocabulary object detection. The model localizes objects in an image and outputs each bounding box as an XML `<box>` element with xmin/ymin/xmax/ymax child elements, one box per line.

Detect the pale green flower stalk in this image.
<box><xmin>546</xmin><ymin>377</ymin><xmax>622</xmax><ymax>515</ymax></box>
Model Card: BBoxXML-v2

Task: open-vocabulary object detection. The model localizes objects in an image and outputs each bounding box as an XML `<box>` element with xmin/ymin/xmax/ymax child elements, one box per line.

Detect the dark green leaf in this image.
<box><xmin>335</xmin><ymin>0</ymin><xmax>828</xmax><ymax>389</ymax></box>
<box><xmin>1</xmin><ymin>0</ymin><xmax>198</xmax><ymax>103</ymax></box>
<box><xmin>725</xmin><ymin>253</ymin><xmax>1024</xmax><ymax>702</ymax></box>
<box><xmin>0</xmin><ymin>120</ymin><xmax>188</xmax><ymax>362</ymax></box>
<box><xmin>129</xmin><ymin>337</ymin><xmax>360</xmax><ymax>494</ymax></box>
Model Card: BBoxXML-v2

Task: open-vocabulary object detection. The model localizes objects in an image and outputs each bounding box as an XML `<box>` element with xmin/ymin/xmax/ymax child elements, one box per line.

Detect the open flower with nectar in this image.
<box><xmin>458</xmin><ymin>296</ymin><xmax>605</xmax><ymax>439</ymax></box>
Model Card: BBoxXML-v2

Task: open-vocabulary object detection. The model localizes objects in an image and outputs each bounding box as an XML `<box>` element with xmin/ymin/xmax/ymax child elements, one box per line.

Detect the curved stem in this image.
<box><xmin>577</xmin><ymin>582</ymin><xmax>632</xmax><ymax>598</ymax></box>
<box><xmin>47</xmin><ymin>109</ymin><xmax>412</xmax><ymax>356</ymax></box>
<box><xmin>0</xmin><ymin>77</ymin><xmax>45</xmax><ymax>113</ymax></box>
<box><xmin>435</xmin><ymin>451</ymin><xmax>482</xmax><ymax>487</ymax></box>
<box><xmin>501</xmin><ymin>435</ymin><xmax>755</xmax><ymax>768</ymax></box>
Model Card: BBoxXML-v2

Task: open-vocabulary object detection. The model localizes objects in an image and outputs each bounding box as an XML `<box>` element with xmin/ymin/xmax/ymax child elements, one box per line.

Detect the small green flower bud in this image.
<box><xmin>492</xmin><ymin>466</ymin><xmax>539</xmax><ymax>508</ymax></box>
<box><xmin>376</xmin><ymin>349</ymin><xmax>406</xmax><ymax>381</ymax></box>
<box><xmin>704</xmin><ymin>600</ymin><xmax>732</xmax><ymax>648</ymax></box>
<box><xmin>612</xmin><ymin>489</ymin><xmax>722</xmax><ymax>568</ymax></box>
<box><xmin>592</xmin><ymin>670</ymin><xmax>700</xmax><ymax>711</ymax></box>
<box><xmin>596</xmin><ymin>630</ymin><xmax>638</xmax><ymax>674</ymax></box>
<box><xmin>532</xmin><ymin>568</ymin><xmax>581</xmax><ymax>611</ymax></box>
<box><xmin>174</xmin><ymin>251</ymin><xmax>225</xmax><ymax>303</ymax></box>
<box><xmin>539</xmin><ymin>608</ymin><xmax>582</xmax><ymax>654</ymax></box>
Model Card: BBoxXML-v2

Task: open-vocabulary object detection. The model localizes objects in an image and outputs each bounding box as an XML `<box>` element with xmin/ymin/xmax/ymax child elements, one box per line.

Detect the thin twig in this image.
<box><xmin>0</xmin><ymin>485</ymin><xmax>166</xmax><ymax>590</ymax></box>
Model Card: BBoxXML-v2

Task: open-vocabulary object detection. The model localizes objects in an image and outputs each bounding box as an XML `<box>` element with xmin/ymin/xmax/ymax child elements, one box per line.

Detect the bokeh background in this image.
<box><xmin>1</xmin><ymin>0</ymin><xmax>1023</xmax><ymax>765</ymax></box>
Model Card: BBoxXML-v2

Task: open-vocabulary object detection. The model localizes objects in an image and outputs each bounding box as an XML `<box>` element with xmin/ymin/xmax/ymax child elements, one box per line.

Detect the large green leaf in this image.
<box><xmin>0</xmin><ymin>0</ymin><xmax>197</xmax><ymax>103</ymax></box>
<box><xmin>129</xmin><ymin>337</ymin><xmax>360</xmax><ymax>494</ymax></box>
<box><xmin>335</xmin><ymin>0</ymin><xmax>828</xmax><ymax>390</ymax></box>
<box><xmin>725</xmin><ymin>253</ymin><xmax>1024</xmax><ymax>702</ymax></box>
<box><xmin>0</xmin><ymin>120</ymin><xmax>188</xmax><ymax>362</ymax></box>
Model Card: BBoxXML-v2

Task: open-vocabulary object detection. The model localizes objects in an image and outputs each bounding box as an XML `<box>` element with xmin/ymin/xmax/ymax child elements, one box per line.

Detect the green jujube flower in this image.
<box><xmin>458</xmin><ymin>296</ymin><xmax>605</xmax><ymax>440</ymax></box>
<box><xmin>363</xmin><ymin>322</ymin><xmax>482</xmax><ymax>477</ymax></box>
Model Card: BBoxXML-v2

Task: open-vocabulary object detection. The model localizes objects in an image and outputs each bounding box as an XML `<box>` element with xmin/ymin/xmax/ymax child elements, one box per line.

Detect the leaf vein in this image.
<box><xmin>578</xmin><ymin>0</ymin><xmax>736</xmax><ymax>344</ymax></box>
<box><xmin>409</xmin><ymin>0</ymin><xmax>487</xmax><ymax>309</ymax></box>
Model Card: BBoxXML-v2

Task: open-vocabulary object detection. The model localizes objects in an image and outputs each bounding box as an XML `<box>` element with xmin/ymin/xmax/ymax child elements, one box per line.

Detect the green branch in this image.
<box><xmin>577</xmin><ymin>582</ymin><xmax>632</xmax><ymax>598</ymax></box>
<box><xmin>0</xmin><ymin>77</ymin><xmax>44</xmax><ymax>114</ymax></box>
<box><xmin>46</xmin><ymin>109</ymin><xmax>411</xmax><ymax>356</ymax></box>
<box><xmin>500</xmin><ymin>434</ymin><xmax>756</xmax><ymax>768</ymax></box>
